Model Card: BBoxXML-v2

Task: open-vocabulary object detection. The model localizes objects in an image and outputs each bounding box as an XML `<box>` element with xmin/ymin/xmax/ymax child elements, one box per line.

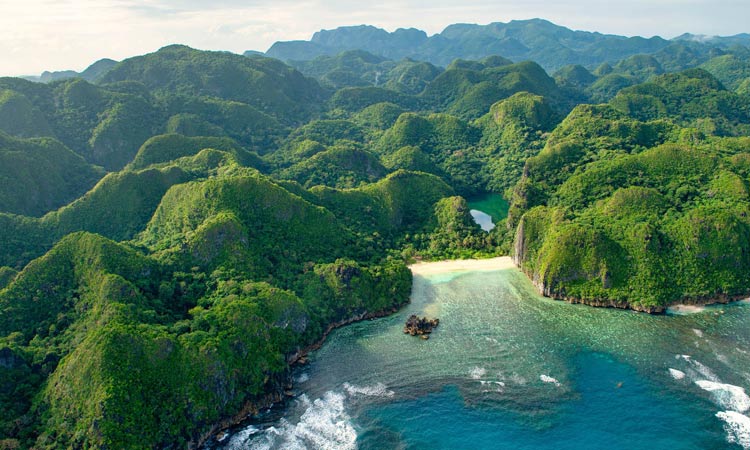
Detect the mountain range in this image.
<box><xmin>264</xmin><ymin>19</ymin><xmax>750</xmax><ymax>70</ymax></box>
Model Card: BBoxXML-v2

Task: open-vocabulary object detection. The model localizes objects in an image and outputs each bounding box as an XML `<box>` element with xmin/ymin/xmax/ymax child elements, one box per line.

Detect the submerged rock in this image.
<box><xmin>404</xmin><ymin>315</ymin><xmax>439</xmax><ymax>337</ymax></box>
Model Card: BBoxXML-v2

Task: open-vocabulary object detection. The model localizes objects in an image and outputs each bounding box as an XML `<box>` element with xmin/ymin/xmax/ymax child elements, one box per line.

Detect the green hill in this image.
<box><xmin>100</xmin><ymin>45</ymin><xmax>327</xmax><ymax>125</ymax></box>
<box><xmin>0</xmin><ymin>132</ymin><xmax>104</xmax><ymax>216</ymax></box>
<box><xmin>509</xmin><ymin>69</ymin><xmax>750</xmax><ymax>310</ymax></box>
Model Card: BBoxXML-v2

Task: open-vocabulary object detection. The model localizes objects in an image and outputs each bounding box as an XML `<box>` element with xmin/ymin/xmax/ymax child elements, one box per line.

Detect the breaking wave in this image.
<box><xmin>343</xmin><ymin>382</ymin><xmax>394</xmax><ymax>398</ymax></box>
<box><xmin>716</xmin><ymin>411</ymin><xmax>750</xmax><ymax>449</ymax></box>
<box><xmin>226</xmin><ymin>392</ymin><xmax>357</xmax><ymax>450</ymax></box>
<box><xmin>695</xmin><ymin>380</ymin><xmax>750</xmax><ymax>413</ymax></box>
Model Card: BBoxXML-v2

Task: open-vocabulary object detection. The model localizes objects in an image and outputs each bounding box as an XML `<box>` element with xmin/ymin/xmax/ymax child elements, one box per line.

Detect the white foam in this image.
<box><xmin>669</xmin><ymin>368</ymin><xmax>686</xmax><ymax>380</ymax></box>
<box><xmin>293</xmin><ymin>392</ymin><xmax>357</xmax><ymax>450</ymax></box>
<box><xmin>343</xmin><ymin>382</ymin><xmax>394</xmax><ymax>397</ymax></box>
<box><xmin>540</xmin><ymin>375</ymin><xmax>561</xmax><ymax>387</ymax></box>
<box><xmin>469</xmin><ymin>367</ymin><xmax>487</xmax><ymax>380</ymax></box>
<box><xmin>679</xmin><ymin>355</ymin><xmax>720</xmax><ymax>381</ymax></box>
<box><xmin>231</xmin><ymin>391</ymin><xmax>357</xmax><ymax>450</ymax></box>
<box><xmin>696</xmin><ymin>380</ymin><xmax>750</xmax><ymax>413</ymax></box>
<box><xmin>692</xmin><ymin>328</ymin><xmax>704</xmax><ymax>338</ymax></box>
<box><xmin>716</xmin><ymin>411</ymin><xmax>750</xmax><ymax>449</ymax></box>
<box><xmin>479</xmin><ymin>380</ymin><xmax>505</xmax><ymax>387</ymax></box>
<box><xmin>295</xmin><ymin>373</ymin><xmax>310</xmax><ymax>383</ymax></box>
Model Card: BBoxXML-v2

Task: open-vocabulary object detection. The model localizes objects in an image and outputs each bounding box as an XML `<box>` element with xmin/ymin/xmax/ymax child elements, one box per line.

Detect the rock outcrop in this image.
<box><xmin>404</xmin><ymin>315</ymin><xmax>439</xmax><ymax>339</ymax></box>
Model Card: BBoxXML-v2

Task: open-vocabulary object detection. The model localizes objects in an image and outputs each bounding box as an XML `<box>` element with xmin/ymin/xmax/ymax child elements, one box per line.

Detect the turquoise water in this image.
<box><xmin>216</xmin><ymin>267</ymin><xmax>750</xmax><ymax>449</ymax></box>
<box><xmin>467</xmin><ymin>193</ymin><xmax>509</xmax><ymax>223</ymax></box>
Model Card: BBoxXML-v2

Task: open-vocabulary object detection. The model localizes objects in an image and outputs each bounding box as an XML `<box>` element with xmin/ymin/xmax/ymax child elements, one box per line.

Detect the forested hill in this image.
<box><xmin>264</xmin><ymin>19</ymin><xmax>750</xmax><ymax>70</ymax></box>
<box><xmin>0</xmin><ymin>23</ymin><xmax>749</xmax><ymax>448</ymax></box>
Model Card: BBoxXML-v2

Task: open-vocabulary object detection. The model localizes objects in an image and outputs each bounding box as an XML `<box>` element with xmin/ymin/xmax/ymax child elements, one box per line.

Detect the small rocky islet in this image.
<box><xmin>404</xmin><ymin>314</ymin><xmax>440</xmax><ymax>339</ymax></box>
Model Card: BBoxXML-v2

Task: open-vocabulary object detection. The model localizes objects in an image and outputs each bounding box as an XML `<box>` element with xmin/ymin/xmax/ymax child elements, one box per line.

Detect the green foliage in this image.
<box><xmin>700</xmin><ymin>54</ymin><xmax>750</xmax><ymax>90</ymax></box>
<box><xmin>554</xmin><ymin>65</ymin><xmax>596</xmax><ymax>89</ymax></box>
<box><xmin>0</xmin><ymin>132</ymin><xmax>105</xmax><ymax>217</ymax></box>
<box><xmin>309</xmin><ymin>170</ymin><xmax>453</xmax><ymax>237</ymax></box>
<box><xmin>88</xmin><ymin>96</ymin><xmax>159</xmax><ymax>170</ymax></box>
<box><xmin>382</xmin><ymin>145</ymin><xmax>444</xmax><ymax>177</ymax></box>
<box><xmin>161</xmin><ymin>95</ymin><xmax>286</xmax><ymax>153</ymax></box>
<box><xmin>419</xmin><ymin>196</ymin><xmax>500</xmax><ymax>259</ymax></box>
<box><xmin>128</xmin><ymin>134</ymin><xmax>263</xmax><ymax>170</ymax></box>
<box><xmin>100</xmin><ymin>45</ymin><xmax>327</xmax><ymax>124</ymax></box>
<box><xmin>514</xmin><ymin>138</ymin><xmax>750</xmax><ymax>307</ymax></box>
<box><xmin>329</xmin><ymin>86</ymin><xmax>419</xmax><ymax>112</ymax></box>
<box><xmin>0</xmin><ymin>90</ymin><xmax>53</xmax><ymax>138</ymax></box>
<box><xmin>617</xmin><ymin>69</ymin><xmax>750</xmax><ymax>135</ymax></box>
<box><xmin>421</xmin><ymin>60</ymin><xmax>565</xmax><ymax>120</ymax></box>
<box><xmin>587</xmin><ymin>73</ymin><xmax>637</xmax><ymax>102</ymax></box>
<box><xmin>277</xmin><ymin>144</ymin><xmax>386</xmax><ymax>188</ymax></box>
<box><xmin>353</xmin><ymin>102</ymin><xmax>405</xmax><ymax>130</ymax></box>
<box><xmin>0</xmin><ymin>267</ymin><xmax>16</xmax><ymax>289</ymax></box>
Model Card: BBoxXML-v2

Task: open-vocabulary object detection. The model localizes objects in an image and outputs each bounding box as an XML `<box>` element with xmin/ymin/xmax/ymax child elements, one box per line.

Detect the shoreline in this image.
<box><xmin>196</xmin><ymin>305</ymin><xmax>405</xmax><ymax>448</ymax></box>
<box><xmin>198</xmin><ymin>256</ymin><xmax>750</xmax><ymax>447</ymax></box>
<box><xmin>409</xmin><ymin>256</ymin><xmax>515</xmax><ymax>276</ymax></box>
<box><xmin>198</xmin><ymin>257</ymin><xmax>517</xmax><ymax>447</ymax></box>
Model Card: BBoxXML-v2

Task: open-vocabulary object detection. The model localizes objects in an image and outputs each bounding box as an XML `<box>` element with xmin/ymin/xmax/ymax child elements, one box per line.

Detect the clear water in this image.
<box><xmin>467</xmin><ymin>193</ymin><xmax>509</xmax><ymax>223</ymax></box>
<box><xmin>216</xmin><ymin>267</ymin><xmax>750</xmax><ymax>450</ymax></box>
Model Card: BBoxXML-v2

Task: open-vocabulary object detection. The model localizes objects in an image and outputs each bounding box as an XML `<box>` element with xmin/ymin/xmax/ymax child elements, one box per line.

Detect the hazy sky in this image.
<box><xmin>1</xmin><ymin>0</ymin><xmax>749</xmax><ymax>76</ymax></box>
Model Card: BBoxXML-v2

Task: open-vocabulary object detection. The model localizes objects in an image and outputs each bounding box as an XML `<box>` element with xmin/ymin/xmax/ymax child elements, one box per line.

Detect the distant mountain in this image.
<box><xmin>24</xmin><ymin>58</ymin><xmax>118</xmax><ymax>83</ymax></box>
<box><xmin>674</xmin><ymin>32</ymin><xmax>750</xmax><ymax>47</ymax></box>
<box><xmin>101</xmin><ymin>45</ymin><xmax>326</xmax><ymax>125</ymax></box>
<box><xmin>265</xmin><ymin>19</ymin><xmax>749</xmax><ymax>71</ymax></box>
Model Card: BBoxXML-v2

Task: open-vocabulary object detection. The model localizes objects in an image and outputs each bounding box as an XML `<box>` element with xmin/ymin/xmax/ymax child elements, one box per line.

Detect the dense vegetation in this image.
<box><xmin>1</xmin><ymin>20</ymin><xmax>750</xmax><ymax>448</ymax></box>
<box><xmin>511</xmin><ymin>70</ymin><xmax>750</xmax><ymax>311</ymax></box>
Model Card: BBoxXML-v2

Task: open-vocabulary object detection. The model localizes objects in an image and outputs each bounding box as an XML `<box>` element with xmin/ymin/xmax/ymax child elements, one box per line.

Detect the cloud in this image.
<box><xmin>0</xmin><ymin>0</ymin><xmax>748</xmax><ymax>76</ymax></box>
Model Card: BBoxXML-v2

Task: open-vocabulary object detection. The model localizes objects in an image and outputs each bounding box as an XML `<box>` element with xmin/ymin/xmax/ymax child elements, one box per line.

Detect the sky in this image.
<box><xmin>1</xmin><ymin>0</ymin><xmax>749</xmax><ymax>76</ymax></box>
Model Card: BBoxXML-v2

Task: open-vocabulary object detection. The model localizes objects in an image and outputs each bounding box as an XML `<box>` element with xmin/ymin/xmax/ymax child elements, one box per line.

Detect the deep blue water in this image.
<box><xmin>358</xmin><ymin>353</ymin><xmax>722</xmax><ymax>449</ymax></box>
<box><xmin>215</xmin><ymin>264</ymin><xmax>750</xmax><ymax>450</ymax></box>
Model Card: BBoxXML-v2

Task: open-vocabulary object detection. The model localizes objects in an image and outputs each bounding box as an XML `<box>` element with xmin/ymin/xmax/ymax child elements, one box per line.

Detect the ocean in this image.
<box><xmin>215</xmin><ymin>265</ymin><xmax>750</xmax><ymax>449</ymax></box>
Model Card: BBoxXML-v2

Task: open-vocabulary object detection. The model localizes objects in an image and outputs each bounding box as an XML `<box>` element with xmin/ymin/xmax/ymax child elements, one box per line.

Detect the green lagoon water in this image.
<box><xmin>217</xmin><ymin>266</ymin><xmax>750</xmax><ymax>449</ymax></box>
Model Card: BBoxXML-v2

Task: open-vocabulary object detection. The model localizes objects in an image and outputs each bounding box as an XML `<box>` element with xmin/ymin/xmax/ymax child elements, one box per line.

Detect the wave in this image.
<box><xmin>540</xmin><ymin>375</ymin><xmax>561</xmax><ymax>387</ymax></box>
<box><xmin>671</xmin><ymin>355</ymin><xmax>750</xmax><ymax>448</ymax></box>
<box><xmin>227</xmin><ymin>392</ymin><xmax>357</xmax><ymax>450</ymax></box>
<box><xmin>669</xmin><ymin>368</ymin><xmax>686</xmax><ymax>380</ymax></box>
<box><xmin>678</xmin><ymin>355</ymin><xmax>720</xmax><ymax>382</ymax></box>
<box><xmin>695</xmin><ymin>380</ymin><xmax>750</xmax><ymax>413</ymax></box>
<box><xmin>343</xmin><ymin>382</ymin><xmax>394</xmax><ymax>398</ymax></box>
<box><xmin>716</xmin><ymin>411</ymin><xmax>750</xmax><ymax>449</ymax></box>
<box><xmin>469</xmin><ymin>367</ymin><xmax>487</xmax><ymax>380</ymax></box>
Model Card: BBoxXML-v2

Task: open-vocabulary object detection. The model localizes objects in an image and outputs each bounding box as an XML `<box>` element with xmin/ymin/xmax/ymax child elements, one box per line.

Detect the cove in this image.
<box><xmin>212</xmin><ymin>260</ymin><xmax>750</xmax><ymax>449</ymax></box>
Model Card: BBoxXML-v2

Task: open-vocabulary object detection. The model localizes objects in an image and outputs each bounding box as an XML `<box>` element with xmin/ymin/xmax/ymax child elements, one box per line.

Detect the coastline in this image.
<box><xmin>198</xmin><ymin>257</ymin><xmax>517</xmax><ymax>447</ymax></box>
<box><xmin>195</xmin><ymin>306</ymin><xmax>405</xmax><ymax>448</ymax></box>
<box><xmin>525</xmin><ymin>269</ymin><xmax>750</xmax><ymax>314</ymax></box>
<box><xmin>195</xmin><ymin>256</ymin><xmax>750</xmax><ymax>447</ymax></box>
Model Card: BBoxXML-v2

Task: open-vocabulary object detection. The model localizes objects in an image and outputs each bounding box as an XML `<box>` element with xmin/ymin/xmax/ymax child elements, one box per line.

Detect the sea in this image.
<box><xmin>211</xmin><ymin>266</ymin><xmax>750</xmax><ymax>449</ymax></box>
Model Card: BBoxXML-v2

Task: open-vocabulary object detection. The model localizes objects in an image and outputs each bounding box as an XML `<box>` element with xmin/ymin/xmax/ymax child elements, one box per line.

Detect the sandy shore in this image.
<box><xmin>409</xmin><ymin>256</ymin><xmax>516</xmax><ymax>276</ymax></box>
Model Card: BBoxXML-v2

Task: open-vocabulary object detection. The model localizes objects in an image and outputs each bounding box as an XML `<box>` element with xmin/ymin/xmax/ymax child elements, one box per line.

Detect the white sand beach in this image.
<box><xmin>409</xmin><ymin>256</ymin><xmax>516</xmax><ymax>276</ymax></box>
